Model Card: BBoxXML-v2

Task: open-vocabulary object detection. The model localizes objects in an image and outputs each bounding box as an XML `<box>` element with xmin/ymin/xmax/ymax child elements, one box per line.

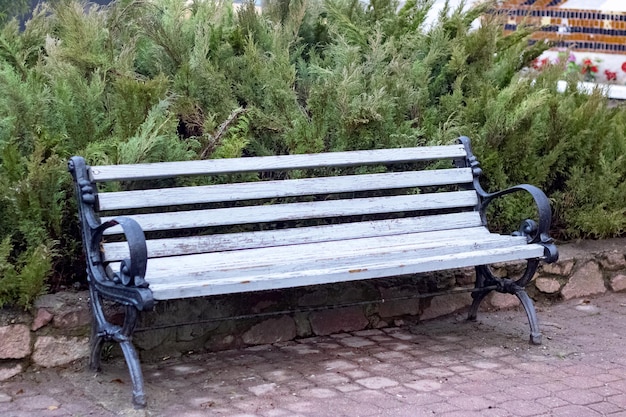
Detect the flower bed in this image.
<box><xmin>534</xmin><ymin>50</ymin><xmax>626</xmax><ymax>84</ymax></box>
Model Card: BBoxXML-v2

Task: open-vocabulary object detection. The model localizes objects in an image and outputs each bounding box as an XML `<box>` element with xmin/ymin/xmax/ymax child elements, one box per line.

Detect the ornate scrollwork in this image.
<box><xmin>92</xmin><ymin>217</ymin><xmax>148</xmax><ymax>289</ymax></box>
<box><xmin>456</xmin><ymin>137</ymin><xmax>558</xmax><ymax>264</ymax></box>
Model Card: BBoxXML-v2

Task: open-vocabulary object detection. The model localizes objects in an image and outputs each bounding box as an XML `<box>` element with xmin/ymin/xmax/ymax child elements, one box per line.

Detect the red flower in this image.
<box><xmin>581</xmin><ymin>58</ymin><xmax>598</xmax><ymax>74</ymax></box>
<box><xmin>531</xmin><ymin>57</ymin><xmax>550</xmax><ymax>70</ymax></box>
<box><xmin>622</xmin><ymin>62</ymin><xmax>626</xmax><ymax>72</ymax></box>
<box><xmin>605</xmin><ymin>70</ymin><xmax>617</xmax><ymax>81</ymax></box>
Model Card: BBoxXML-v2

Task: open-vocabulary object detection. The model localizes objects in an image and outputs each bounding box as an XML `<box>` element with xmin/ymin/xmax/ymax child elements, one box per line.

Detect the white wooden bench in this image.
<box><xmin>68</xmin><ymin>136</ymin><xmax>558</xmax><ymax>408</ymax></box>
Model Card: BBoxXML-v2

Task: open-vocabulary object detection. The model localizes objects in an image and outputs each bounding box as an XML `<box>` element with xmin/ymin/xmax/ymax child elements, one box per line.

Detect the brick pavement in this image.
<box><xmin>2</xmin><ymin>292</ymin><xmax>626</xmax><ymax>416</ymax></box>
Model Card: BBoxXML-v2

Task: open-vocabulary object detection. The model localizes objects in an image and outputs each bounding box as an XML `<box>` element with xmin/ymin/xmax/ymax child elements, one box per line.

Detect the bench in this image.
<box><xmin>68</xmin><ymin>136</ymin><xmax>558</xmax><ymax>408</ymax></box>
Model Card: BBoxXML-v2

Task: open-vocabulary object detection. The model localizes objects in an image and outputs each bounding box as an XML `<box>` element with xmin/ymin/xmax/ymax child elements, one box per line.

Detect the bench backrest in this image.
<box><xmin>75</xmin><ymin>142</ymin><xmax>482</xmax><ymax>263</ymax></box>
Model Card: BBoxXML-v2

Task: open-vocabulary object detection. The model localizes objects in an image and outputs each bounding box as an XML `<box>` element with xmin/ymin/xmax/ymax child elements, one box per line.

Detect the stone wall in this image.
<box><xmin>1</xmin><ymin>238</ymin><xmax>625</xmax><ymax>380</ymax></box>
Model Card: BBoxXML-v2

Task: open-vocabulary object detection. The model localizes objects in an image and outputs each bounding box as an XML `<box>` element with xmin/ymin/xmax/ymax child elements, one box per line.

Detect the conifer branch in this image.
<box><xmin>200</xmin><ymin>106</ymin><xmax>247</xmax><ymax>159</ymax></box>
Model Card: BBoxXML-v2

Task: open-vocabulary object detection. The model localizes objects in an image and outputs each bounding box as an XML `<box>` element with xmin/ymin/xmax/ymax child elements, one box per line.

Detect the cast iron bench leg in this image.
<box><xmin>514</xmin><ymin>288</ymin><xmax>542</xmax><ymax>345</ymax></box>
<box><xmin>467</xmin><ymin>262</ymin><xmax>542</xmax><ymax>345</ymax></box>
<box><xmin>89</xmin><ymin>286</ymin><xmax>147</xmax><ymax>408</ymax></box>
<box><xmin>119</xmin><ymin>307</ymin><xmax>147</xmax><ymax>408</ymax></box>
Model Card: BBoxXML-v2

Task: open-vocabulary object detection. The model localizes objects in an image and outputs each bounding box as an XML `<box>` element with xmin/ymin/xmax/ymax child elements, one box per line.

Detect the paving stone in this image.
<box><xmin>298</xmin><ymin>388</ymin><xmax>337</xmax><ymax>398</ymax></box>
<box><xmin>447</xmin><ymin>394</ymin><xmax>496</xmax><ymax>411</ymax></box>
<box><xmin>307</xmin><ymin>372</ymin><xmax>350</xmax><ymax>386</ymax></box>
<box><xmin>588</xmin><ymin>400</ymin><xmax>623</xmax><ymax>415</ymax></box>
<box><xmin>13</xmin><ymin>394</ymin><xmax>60</xmax><ymax>411</ymax></box>
<box><xmin>404</xmin><ymin>379</ymin><xmax>443</xmax><ymax>392</ymax></box>
<box><xmin>248</xmin><ymin>383</ymin><xmax>278</xmax><ymax>396</ymax></box>
<box><xmin>560</xmin><ymin>375</ymin><xmax>605</xmax><ymax>390</ymax></box>
<box><xmin>606</xmin><ymin>393</ymin><xmax>626</xmax><ymax>408</ymax></box>
<box><xmin>536</xmin><ymin>395</ymin><xmax>570</xmax><ymax>408</ymax></box>
<box><xmin>499</xmin><ymin>399</ymin><xmax>549</xmax><ymax>416</ymax></box>
<box><xmin>412</xmin><ymin>367</ymin><xmax>455</xmax><ymax>378</ymax></box>
<box><xmin>355</xmin><ymin>376</ymin><xmax>398</xmax><ymax>389</ymax></box>
<box><xmin>337</xmin><ymin>336</ymin><xmax>374</xmax><ymax>348</ymax></box>
<box><xmin>550</xmin><ymin>404</ymin><xmax>603</xmax><ymax>416</ymax></box>
<box><xmin>5</xmin><ymin>293</ymin><xmax>626</xmax><ymax>416</ymax></box>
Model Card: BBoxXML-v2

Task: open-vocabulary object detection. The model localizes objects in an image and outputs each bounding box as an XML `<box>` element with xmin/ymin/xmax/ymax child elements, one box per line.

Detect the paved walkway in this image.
<box><xmin>2</xmin><ymin>292</ymin><xmax>626</xmax><ymax>416</ymax></box>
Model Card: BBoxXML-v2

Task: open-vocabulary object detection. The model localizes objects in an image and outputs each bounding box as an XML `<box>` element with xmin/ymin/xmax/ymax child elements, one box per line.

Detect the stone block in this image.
<box><xmin>298</xmin><ymin>289</ymin><xmax>329</xmax><ymax>307</ymax></box>
<box><xmin>242</xmin><ymin>316</ymin><xmax>296</xmax><ymax>345</ymax></box>
<box><xmin>31</xmin><ymin>308</ymin><xmax>54</xmax><ymax>331</ymax></box>
<box><xmin>487</xmin><ymin>293</ymin><xmax>520</xmax><ymax>310</ymax></box>
<box><xmin>420</xmin><ymin>293</ymin><xmax>472</xmax><ymax>321</ymax></box>
<box><xmin>134</xmin><ymin>328</ymin><xmax>172</xmax><ymax>351</ymax></box>
<box><xmin>0</xmin><ymin>362</ymin><xmax>23</xmax><ymax>381</ymax></box>
<box><xmin>309</xmin><ymin>307</ymin><xmax>369</xmax><ymax>336</ymax></box>
<box><xmin>294</xmin><ymin>312</ymin><xmax>312</xmax><ymax>337</ymax></box>
<box><xmin>35</xmin><ymin>291</ymin><xmax>91</xmax><ymax>329</ymax></box>
<box><xmin>377</xmin><ymin>287</ymin><xmax>420</xmax><ymax>318</ymax></box>
<box><xmin>0</xmin><ymin>324</ymin><xmax>31</xmax><ymax>359</ymax></box>
<box><xmin>561</xmin><ymin>261</ymin><xmax>606</xmax><ymax>300</ymax></box>
<box><xmin>541</xmin><ymin>260</ymin><xmax>575</xmax><ymax>277</ymax></box>
<box><xmin>535</xmin><ymin>277</ymin><xmax>562</xmax><ymax>294</ymax></box>
<box><xmin>611</xmin><ymin>274</ymin><xmax>626</xmax><ymax>292</ymax></box>
<box><xmin>455</xmin><ymin>268</ymin><xmax>475</xmax><ymax>286</ymax></box>
<box><xmin>601</xmin><ymin>252</ymin><xmax>626</xmax><ymax>271</ymax></box>
<box><xmin>52</xmin><ymin>308</ymin><xmax>91</xmax><ymax>329</ymax></box>
<box><xmin>32</xmin><ymin>336</ymin><xmax>89</xmax><ymax>368</ymax></box>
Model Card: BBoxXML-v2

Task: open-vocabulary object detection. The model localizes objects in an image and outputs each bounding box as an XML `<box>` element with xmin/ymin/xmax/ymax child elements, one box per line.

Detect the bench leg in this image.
<box><xmin>118</xmin><ymin>307</ymin><xmax>147</xmax><ymax>408</ymax></box>
<box><xmin>89</xmin><ymin>286</ymin><xmax>147</xmax><ymax>408</ymax></box>
<box><xmin>467</xmin><ymin>261</ymin><xmax>542</xmax><ymax>345</ymax></box>
<box><xmin>513</xmin><ymin>288</ymin><xmax>542</xmax><ymax>345</ymax></box>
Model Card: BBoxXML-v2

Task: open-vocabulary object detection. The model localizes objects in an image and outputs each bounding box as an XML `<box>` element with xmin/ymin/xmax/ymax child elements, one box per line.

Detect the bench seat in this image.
<box><xmin>107</xmin><ymin>227</ymin><xmax>542</xmax><ymax>300</ymax></box>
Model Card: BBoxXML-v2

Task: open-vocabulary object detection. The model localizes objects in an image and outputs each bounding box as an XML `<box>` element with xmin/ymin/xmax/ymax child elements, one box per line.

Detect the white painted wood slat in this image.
<box><xmin>102</xmin><ymin>212</ymin><xmax>485</xmax><ymax>261</ymax></box>
<box><xmin>97</xmin><ymin>168</ymin><xmax>473</xmax><ymax>211</ymax></box>
<box><xmin>100</xmin><ymin>191</ymin><xmax>479</xmax><ymax>235</ymax></box>
<box><xmin>146</xmin><ymin>245</ymin><xmax>545</xmax><ymax>299</ymax></box>
<box><xmin>124</xmin><ymin>233</ymin><xmax>526</xmax><ymax>279</ymax></box>
<box><xmin>108</xmin><ymin>228</ymin><xmax>508</xmax><ymax>278</ymax></box>
<box><xmin>89</xmin><ymin>145</ymin><xmax>467</xmax><ymax>182</ymax></box>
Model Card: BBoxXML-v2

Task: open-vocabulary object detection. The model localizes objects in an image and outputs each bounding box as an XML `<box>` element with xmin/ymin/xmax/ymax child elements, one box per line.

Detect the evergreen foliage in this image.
<box><xmin>0</xmin><ymin>0</ymin><xmax>625</xmax><ymax>307</ymax></box>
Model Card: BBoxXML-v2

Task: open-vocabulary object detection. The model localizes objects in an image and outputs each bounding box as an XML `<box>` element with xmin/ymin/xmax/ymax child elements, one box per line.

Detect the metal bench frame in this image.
<box><xmin>69</xmin><ymin>137</ymin><xmax>558</xmax><ymax>408</ymax></box>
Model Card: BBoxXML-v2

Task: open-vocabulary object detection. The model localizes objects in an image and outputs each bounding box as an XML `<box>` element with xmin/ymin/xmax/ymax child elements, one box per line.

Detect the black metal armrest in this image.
<box><xmin>90</xmin><ymin>217</ymin><xmax>149</xmax><ymax>288</ymax></box>
<box><xmin>480</xmin><ymin>184</ymin><xmax>558</xmax><ymax>263</ymax></box>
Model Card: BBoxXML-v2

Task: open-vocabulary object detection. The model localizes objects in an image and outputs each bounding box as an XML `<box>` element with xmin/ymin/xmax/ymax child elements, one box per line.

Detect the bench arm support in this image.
<box><xmin>481</xmin><ymin>185</ymin><xmax>558</xmax><ymax>263</ymax></box>
<box><xmin>91</xmin><ymin>217</ymin><xmax>149</xmax><ymax>288</ymax></box>
<box><xmin>68</xmin><ymin>156</ymin><xmax>153</xmax><ymax>311</ymax></box>
<box><xmin>456</xmin><ymin>136</ymin><xmax>558</xmax><ymax>264</ymax></box>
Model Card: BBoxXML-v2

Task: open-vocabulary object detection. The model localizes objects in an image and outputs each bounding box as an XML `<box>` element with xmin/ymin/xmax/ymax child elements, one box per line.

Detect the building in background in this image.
<box><xmin>498</xmin><ymin>0</ymin><xmax>626</xmax><ymax>84</ymax></box>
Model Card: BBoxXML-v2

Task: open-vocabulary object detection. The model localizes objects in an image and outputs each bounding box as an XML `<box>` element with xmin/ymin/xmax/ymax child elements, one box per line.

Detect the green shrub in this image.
<box><xmin>1</xmin><ymin>0</ymin><xmax>626</xmax><ymax>308</ymax></box>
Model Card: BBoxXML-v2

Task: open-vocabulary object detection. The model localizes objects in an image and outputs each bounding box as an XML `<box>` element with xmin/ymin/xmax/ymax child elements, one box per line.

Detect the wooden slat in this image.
<box><xmin>89</xmin><ymin>145</ymin><xmax>467</xmax><ymax>182</ymax></box>
<box><xmin>106</xmin><ymin>231</ymin><xmax>526</xmax><ymax>286</ymax></box>
<box><xmin>102</xmin><ymin>212</ymin><xmax>485</xmax><ymax>261</ymax></box>
<box><xmin>145</xmin><ymin>244</ymin><xmax>544</xmax><ymax>299</ymax></box>
<box><xmin>100</xmin><ymin>191</ymin><xmax>479</xmax><ymax>234</ymax></box>
<box><xmin>128</xmin><ymin>232</ymin><xmax>524</xmax><ymax>277</ymax></box>
<box><xmin>97</xmin><ymin>168</ymin><xmax>473</xmax><ymax>211</ymax></box>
